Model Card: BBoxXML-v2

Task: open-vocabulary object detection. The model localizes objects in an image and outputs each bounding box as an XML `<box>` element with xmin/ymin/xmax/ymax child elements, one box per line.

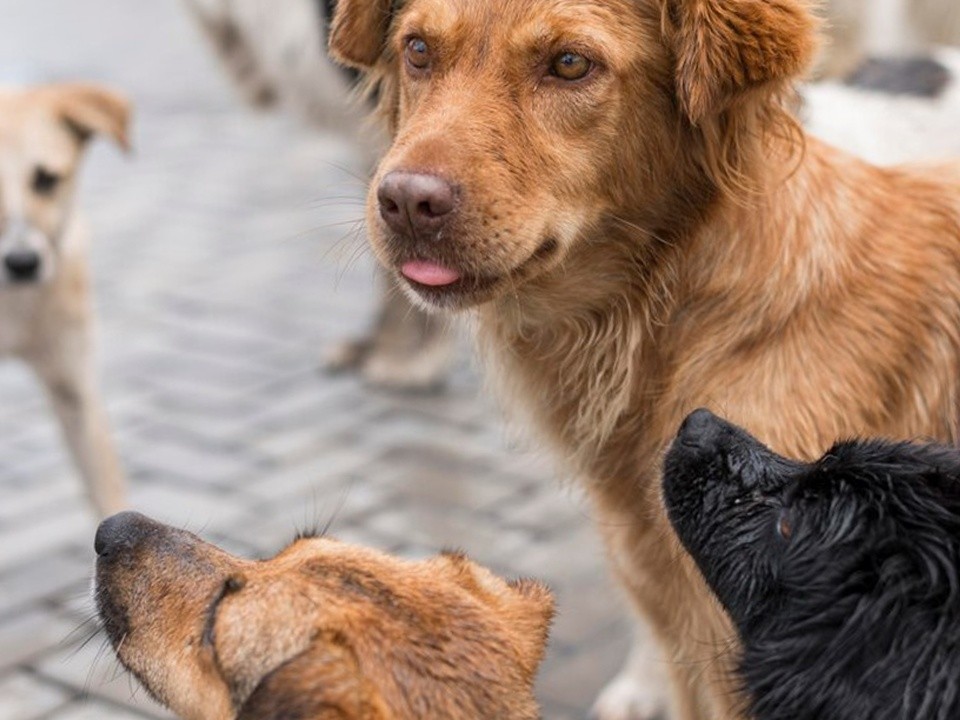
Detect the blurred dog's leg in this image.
<box><xmin>590</xmin><ymin>632</ymin><xmax>669</xmax><ymax>720</ymax></box>
<box><xmin>34</xmin><ymin>332</ymin><xmax>126</xmax><ymax>518</ymax></box>
<box><xmin>181</xmin><ymin>0</ymin><xmax>458</xmax><ymax>391</ymax></box>
<box><xmin>180</xmin><ymin>0</ymin><xmax>279</xmax><ymax>107</ymax></box>
<box><xmin>325</xmin><ymin>266</ymin><xmax>457</xmax><ymax>391</ymax></box>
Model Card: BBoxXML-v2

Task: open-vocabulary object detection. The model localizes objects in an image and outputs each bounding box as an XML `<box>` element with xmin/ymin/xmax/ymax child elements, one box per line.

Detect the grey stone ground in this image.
<box><xmin>0</xmin><ymin>1</ymin><xmax>631</xmax><ymax>718</ymax></box>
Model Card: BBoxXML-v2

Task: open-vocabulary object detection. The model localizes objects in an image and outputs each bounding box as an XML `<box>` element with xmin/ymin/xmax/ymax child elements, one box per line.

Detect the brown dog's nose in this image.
<box><xmin>95</xmin><ymin>511</ymin><xmax>154</xmax><ymax>558</ymax></box>
<box><xmin>377</xmin><ymin>171</ymin><xmax>457</xmax><ymax>238</ymax></box>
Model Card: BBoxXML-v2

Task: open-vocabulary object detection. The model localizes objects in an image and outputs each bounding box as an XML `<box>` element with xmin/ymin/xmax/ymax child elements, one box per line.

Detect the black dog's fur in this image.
<box><xmin>663</xmin><ymin>409</ymin><xmax>960</xmax><ymax>720</ymax></box>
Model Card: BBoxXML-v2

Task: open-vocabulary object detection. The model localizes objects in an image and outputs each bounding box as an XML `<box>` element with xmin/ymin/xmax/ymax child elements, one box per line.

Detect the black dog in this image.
<box><xmin>663</xmin><ymin>409</ymin><xmax>960</xmax><ymax>720</ymax></box>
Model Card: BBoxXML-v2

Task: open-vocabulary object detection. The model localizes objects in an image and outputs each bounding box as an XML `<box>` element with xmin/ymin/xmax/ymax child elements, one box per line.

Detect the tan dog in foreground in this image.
<box><xmin>94</xmin><ymin>511</ymin><xmax>553</xmax><ymax>719</ymax></box>
<box><xmin>329</xmin><ymin>0</ymin><xmax>960</xmax><ymax>718</ymax></box>
<box><xmin>0</xmin><ymin>84</ymin><xmax>129</xmax><ymax>517</ymax></box>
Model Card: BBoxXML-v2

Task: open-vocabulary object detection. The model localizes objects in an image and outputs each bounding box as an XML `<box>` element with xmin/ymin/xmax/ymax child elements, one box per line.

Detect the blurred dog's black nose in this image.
<box><xmin>95</xmin><ymin>511</ymin><xmax>153</xmax><ymax>558</ymax></box>
<box><xmin>676</xmin><ymin>408</ymin><xmax>723</xmax><ymax>449</ymax></box>
<box><xmin>378</xmin><ymin>171</ymin><xmax>457</xmax><ymax>239</ymax></box>
<box><xmin>4</xmin><ymin>249</ymin><xmax>41</xmax><ymax>281</ymax></box>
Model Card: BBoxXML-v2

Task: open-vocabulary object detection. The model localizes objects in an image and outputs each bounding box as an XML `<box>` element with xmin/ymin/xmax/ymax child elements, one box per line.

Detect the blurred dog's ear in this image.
<box><xmin>328</xmin><ymin>0</ymin><xmax>393</xmax><ymax>69</ymax></box>
<box><xmin>49</xmin><ymin>84</ymin><xmax>132</xmax><ymax>151</ymax></box>
<box><xmin>670</xmin><ymin>0</ymin><xmax>818</xmax><ymax>123</ymax></box>
<box><xmin>238</xmin><ymin>636</ymin><xmax>382</xmax><ymax>720</ymax></box>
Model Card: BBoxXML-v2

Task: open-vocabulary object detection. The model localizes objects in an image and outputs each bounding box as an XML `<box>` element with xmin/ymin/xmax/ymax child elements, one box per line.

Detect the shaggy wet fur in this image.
<box><xmin>328</xmin><ymin>0</ymin><xmax>960</xmax><ymax>717</ymax></box>
<box><xmin>664</xmin><ymin>410</ymin><xmax>960</xmax><ymax>720</ymax></box>
<box><xmin>95</xmin><ymin>512</ymin><xmax>553</xmax><ymax>720</ymax></box>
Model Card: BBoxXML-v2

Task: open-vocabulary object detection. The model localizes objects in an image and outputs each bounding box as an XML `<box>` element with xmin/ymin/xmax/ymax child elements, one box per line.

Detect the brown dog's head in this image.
<box><xmin>94</xmin><ymin>512</ymin><xmax>553</xmax><ymax>720</ymax></box>
<box><xmin>0</xmin><ymin>84</ymin><xmax>130</xmax><ymax>286</ymax></box>
<box><xmin>329</xmin><ymin>0</ymin><xmax>817</xmax><ymax>311</ymax></box>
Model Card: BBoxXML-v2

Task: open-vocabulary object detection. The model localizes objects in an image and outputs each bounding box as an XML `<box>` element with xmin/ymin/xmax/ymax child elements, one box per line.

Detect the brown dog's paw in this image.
<box><xmin>322</xmin><ymin>337</ymin><xmax>373</xmax><ymax>373</ymax></box>
<box><xmin>360</xmin><ymin>342</ymin><xmax>453</xmax><ymax>393</ymax></box>
<box><xmin>322</xmin><ymin>335</ymin><xmax>455</xmax><ymax>392</ymax></box>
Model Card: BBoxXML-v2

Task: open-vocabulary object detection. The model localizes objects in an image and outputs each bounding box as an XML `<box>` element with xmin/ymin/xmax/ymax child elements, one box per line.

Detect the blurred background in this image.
<box><xmin>0</xmin><ymin>1</ymin><xmax>626</xmax><ymax>719</ymax></box>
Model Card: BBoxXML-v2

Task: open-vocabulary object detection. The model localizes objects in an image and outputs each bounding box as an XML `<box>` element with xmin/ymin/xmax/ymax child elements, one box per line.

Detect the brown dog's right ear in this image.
<box><xmin>328</xmin><ymin>0</ymin><xmax>393</xmax><ymax>69</ymax></box>
<box><xmin>670</xmin><ymin>0</ymin><xmax>818</xmax><ymax>124</ymax></box>
<box><xmin>237</xmin><ymin>636</ymin><xmax>383</xmax><ymax>720</ymax></box>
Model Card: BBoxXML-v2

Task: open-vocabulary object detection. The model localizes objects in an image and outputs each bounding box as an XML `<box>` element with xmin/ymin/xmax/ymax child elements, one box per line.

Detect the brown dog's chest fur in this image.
<box><xmin>480</xmin><ymin>137</ymin><xmax>960</xmax><ymax>706</ymax></box>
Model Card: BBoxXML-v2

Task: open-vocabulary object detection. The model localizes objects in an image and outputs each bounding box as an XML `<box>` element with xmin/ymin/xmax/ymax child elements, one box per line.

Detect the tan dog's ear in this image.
<box><xmin>51</xmin><ymin>84</ymin><xmax>132</xmax><ymax>151</ymax></box>
<box><xmin>237</xmin><ymin>636</ymin><xmax>379</xmax><ymax>720</ymax></box>
<box><xmin>439</xmin><ymin>551</ymin><xmax>555</xmax><ymax>677</ymax></box>
<box><xmin>328</xmin><ymin>0</ymin><xmax>393</xmax><ymax>69</ymax></box>
<box><xmin>506</xmin><ymin>578</ymin><xmax>555</xmax><ymax>676</ymax></box>
<box><xmin>670</xmin><ymin>0</ymin><xmax>818</xmax><ymax>123</ymax></box>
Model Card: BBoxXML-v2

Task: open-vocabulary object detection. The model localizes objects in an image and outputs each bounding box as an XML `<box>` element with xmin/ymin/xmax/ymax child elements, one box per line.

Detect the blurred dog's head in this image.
<box><xmin>328</xmin><ymin>0</ymin><xmax>817</xmax><ymax>311</ymax></box>
<box><xmin>95</xmin><ymin>512</ymin><xmax>553</xmax><ymax>720</ymax></box>
<box><xmin>0</xmin><ymin>84</ymin><xmax>129</xmax><ymax>286</ymax></box>
<box><xmin>663</xmin><ymin>410</ymin><xmax>960</xmax><ymax>719</ymax></box>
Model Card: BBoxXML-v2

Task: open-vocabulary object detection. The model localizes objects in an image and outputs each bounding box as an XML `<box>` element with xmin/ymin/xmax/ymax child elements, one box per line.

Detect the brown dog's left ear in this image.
<box><xmin>51</xmin><ymin>84</ymin><xmax>132</xmax><ymax>152</ymax></box>
<box><xmin>671</xmin><ymin>0</ymin><xmax>818</xmax><ymax>124</ymax></box>
<box><xmin>328</xmin><ymin>0</ymin><xmax>393</xmax><ymax>69</ymax></box>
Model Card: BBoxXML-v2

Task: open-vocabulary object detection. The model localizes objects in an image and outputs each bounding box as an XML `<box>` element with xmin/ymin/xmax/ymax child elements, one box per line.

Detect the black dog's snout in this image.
<box><xmin>95</xmin><ymin>511</ymin><xmax>154</xmax><ymax>558</ymax></box>
<box><xmin>677</xmin><ymin>408</ymin><xmax>724</xmax><ymax>450</ymax></box>
<box><xmin>4</xmin><ymin>249</ymin><xmax>41</xmax><ymax>281</ymax></box>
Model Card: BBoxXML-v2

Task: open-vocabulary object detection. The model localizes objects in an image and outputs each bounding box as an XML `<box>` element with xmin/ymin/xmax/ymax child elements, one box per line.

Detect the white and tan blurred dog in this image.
<box><xmin>0</xmin><ymin>84</ymin><xmax>129</xmax><ymax>517</ymax></box>
<box><xmin>181</xmin><ymin>0</ymin><xmax>457</xmax><ymax>391</ymax></box>
<box><xmin>820</xmin><ymin>0</ymin><xmax>960</xmax><ymax>79</ymax></box>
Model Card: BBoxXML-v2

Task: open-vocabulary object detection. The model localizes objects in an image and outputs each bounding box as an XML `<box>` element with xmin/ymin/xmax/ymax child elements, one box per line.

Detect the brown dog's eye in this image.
<box><xmin>405</xmin><ymin>37</ymin><xmax>431</xmax><ymax>71</ymax></box>
<box><xmin>550</xmin><ymin>52</ymin><xmax>592</xmax><ymax>81</ymax></box>
<box><xmin>32</xmin><ymin>167</ymin><xmax>61</xmax><ymax>195</ymax></box>
<box><xmin>777</xmin><ymin>509</ymin><xmax>793</xmax><ymax>540</ymax></box>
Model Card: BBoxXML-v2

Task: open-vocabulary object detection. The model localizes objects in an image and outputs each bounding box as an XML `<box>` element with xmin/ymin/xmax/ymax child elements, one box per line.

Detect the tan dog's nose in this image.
<box><xmin>3</xmin><ymin>249</ymin><xmax>41</xmax><ymax>281</ymax></box>
<box><xmin>377</xmin><ymin>171</ymin><xmax>457</xmax><ymax>239</ymax></box>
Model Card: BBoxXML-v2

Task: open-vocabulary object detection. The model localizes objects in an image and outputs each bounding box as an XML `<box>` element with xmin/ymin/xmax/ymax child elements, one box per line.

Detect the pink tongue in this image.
<box><xmin>401</xmin><ymin>260</ymin><xmax>461</xmax><ymax>287</ymax></box>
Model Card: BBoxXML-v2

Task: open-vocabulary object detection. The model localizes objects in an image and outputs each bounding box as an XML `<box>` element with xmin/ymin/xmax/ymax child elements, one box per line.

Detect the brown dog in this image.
<box><xmin>0</xmin><ymin>84</ymin><xmax>130</xmax><ymax>517</ymax></box>
<box><xmin>94</xmin><ymin>512</ymin><xmax>553</xmax><ymax>720</ymax></box>
<box><xmin>328</xmin><ymin>1</ymin><xmax>960</xmax><ymax>718</ymax></box>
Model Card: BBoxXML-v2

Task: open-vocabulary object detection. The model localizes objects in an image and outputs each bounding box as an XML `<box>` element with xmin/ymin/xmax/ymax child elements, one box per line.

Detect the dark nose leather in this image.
<box><xmin>676</xmin><ymin>408</ymin><xmax>722</xmax><ymax>450</ymax></box>
<box><xmin>95</xmin><ymin>511</ymin><xmax>154</xmax><ymax>558</ymax></box>
<box><xmin>4</xmin><ymin>249</ymin><xmax>41</xmax><ymax>280</ymax></box>
<box><xmin>377</xmin><ymin>171</ymin><xmax>457</xmax><ymax>238</ymax></box>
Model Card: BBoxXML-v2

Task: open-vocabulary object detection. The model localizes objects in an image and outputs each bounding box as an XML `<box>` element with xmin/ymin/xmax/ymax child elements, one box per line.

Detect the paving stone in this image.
<box><xmin>0</xmin><ymin>608</ymin><xmax>78</xmax><ymax>672</ymax></box>
<box><xmin>47</xmin><ymin>701</ymin><xmax>156</xmax><ymax>720</ymax></box>
<box><xmin>0</xmin><ymin>671</ymin><xmax>72</xmax><ymax>720</ymax></box>
<box><xmin>34</xmin><ymin>641</ymin><xmax>173</xmax><ymax>719</ymax></box>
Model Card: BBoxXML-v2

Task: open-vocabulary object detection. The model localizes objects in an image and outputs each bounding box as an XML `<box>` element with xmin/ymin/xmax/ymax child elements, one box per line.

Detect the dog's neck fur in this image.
<box><xmin>478</xmin><ymin>130</ymin><xmax>960</xmax><ymax>506</ymax></box>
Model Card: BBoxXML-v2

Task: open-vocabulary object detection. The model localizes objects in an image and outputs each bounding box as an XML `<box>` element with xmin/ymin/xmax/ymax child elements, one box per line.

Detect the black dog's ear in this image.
<box><xmin>328</xmin><ymin>0</ymin><xmax>394</xmax><ymax>69</ymax></box>
<box><xmin>237</xmin><ymin>637</ymin><xmax>376</xmax><ymax>720</ymax></box>
<box><xmin>668</xmin><ymin>0</ymin><xmax>819</xmax><ymax>123</ymax></box>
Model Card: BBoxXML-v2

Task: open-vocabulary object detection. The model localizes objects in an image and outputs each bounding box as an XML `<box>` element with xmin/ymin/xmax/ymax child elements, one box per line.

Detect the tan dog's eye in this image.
<box><xmin>32</xmin><ymin>167</ymin><xmax>61</xmax><ymax>196</ymax></box>
<box><xmin>405</xmin><ymin>37</ymin><xmax>431</xmax><ymax>71</ymax></box>
<box><xmin>550</xmin><ymin>52</ymin><xmax>592</xmax><ymax>81</ymax></box>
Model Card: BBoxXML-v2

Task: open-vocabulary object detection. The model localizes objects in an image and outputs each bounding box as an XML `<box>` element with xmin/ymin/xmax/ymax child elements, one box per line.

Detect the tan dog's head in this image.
<box><xmin>0</xmin><ymin>84</ymin><xmax>130</xmax><ymax>286</ymax></box>
<box><xmin>329</xmin><ymin>0</ymin><xmax>817</xmax><ymax>311</ymax></box>
<box><xmin>94</xmin><ymin>512</ymin><xmax>553</xmax><ymax>720</ymax></box>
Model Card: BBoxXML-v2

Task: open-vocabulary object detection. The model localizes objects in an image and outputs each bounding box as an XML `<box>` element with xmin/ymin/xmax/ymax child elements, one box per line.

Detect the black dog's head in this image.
<box><xmin>664</xmin><ymin>409</ymin><xmax>960</xmax><ymax>720</ymax></box>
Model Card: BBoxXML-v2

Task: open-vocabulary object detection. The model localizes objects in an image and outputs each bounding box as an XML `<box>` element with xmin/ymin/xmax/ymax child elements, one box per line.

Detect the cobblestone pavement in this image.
<box><xmin>0</xmin><ymin>1</ymin><xmax>631</xmax><ymax>718</ymax></box>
